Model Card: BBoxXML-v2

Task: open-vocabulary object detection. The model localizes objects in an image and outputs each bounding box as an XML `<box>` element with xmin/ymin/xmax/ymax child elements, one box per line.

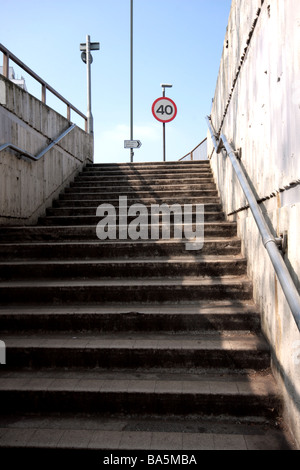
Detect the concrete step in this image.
<box><xmin>0</xmin><ymin>413</ymin><xmax>293</xmax><ymax>452</ymax></box>
<box><xmin>0</xmin><ymin>369</ymin><xmax>280</xmax><ymax>416</ymax></box>
<box><xmin>75</xmin><ymin>176</ymin><xmax>215</xmax><ymax>184</ymax></box>
<box><xmin>0</xmin><ymin>276</ymin><xmax>253</xmax><ymax>305</ymax></box>
<box><xmin>0</xmin><ymin>222</ymin><xmax>237</xmax><ymax>241</ymax></box>
<box><xmin>63</xmin><ymin>188</ymin><xmax>219</xmax><ymax>198</ymax></box>
<box><xmin>0</xmin><ymin>256</ymin><xmax>247</xmax><ymax>280</ymax></box>
<box><xmin>46</xmin><ymin>206</ymin><xmax>224</xmax><ymax>219</ymax></box>
<box><xmin>85</xmin><ymin>161</ymin><xmax>210</xmax><ymax>168</ymax></box>
<box><xmin>57</xmin><ymin>194</ymin><xmax>221</xmax><ymax>205</ymax></box>
<box><xmin>70</xmin><ymin>182</ymin><xmax>217</xmax><ymax>191</ymax></box>
<box><xmin>0</xmin><ymin>238</ymin><xmax>243</xmax><ymax>259</ymax></box>
<box><xmin>38</xmin><ymin>213</ymin><xmax>225</xmax><ymax>225</ymax></box>
<box><xmin>0</xmin><ymin>301</ymin><xmax>261</xmax><ymax>333</ymax></box>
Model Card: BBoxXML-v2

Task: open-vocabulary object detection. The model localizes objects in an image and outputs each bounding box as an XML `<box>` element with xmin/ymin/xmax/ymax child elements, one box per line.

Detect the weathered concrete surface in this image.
<box><xmin>208</xmin><ymin>0</ymin><xmax>300</xmax><ymax>448</ymax></box>
<box><xmin>0</xmin><ymin>75</ymin><xmax>93</xmax><ymax>225</ymax></box>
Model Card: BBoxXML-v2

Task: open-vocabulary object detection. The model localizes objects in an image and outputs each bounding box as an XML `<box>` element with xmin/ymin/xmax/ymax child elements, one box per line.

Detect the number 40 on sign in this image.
<box><xmin>152</xmin><ymin>97</ymin><xmax>177</xmax><ymax>123</ymax></box>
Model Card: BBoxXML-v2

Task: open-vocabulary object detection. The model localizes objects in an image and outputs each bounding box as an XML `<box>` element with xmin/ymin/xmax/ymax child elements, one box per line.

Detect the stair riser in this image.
<box><xmin>39</xmin><ymin>215</ymin><xmax>226</xmax><ymax>226</ymax></box>
<box><xmin>0</xmin><ymin>261</ymin><xmax>247</xmax><ymax>281</ymax></box>
<box><xmin>59</xmin><ymin>194</ymin><xmax>220</xmax><ymax>204</ymax></box>
<box><xmin>45</xmin><ymin>206</ymin><xmax>224</xmax><ymax>220</ymax></box>
<box><xmin>81</xmin><ymin>168</ymin><xmax>211</xmax><ymax>176</ymax></box>
<box><xmin>75</xmin><ymin>177</ymin><xmax>214</xmax><ymax>184</ymax></box>
<box><xmin>53</xmin><ymin>200</ymin><xmax>223</xmax><ymax>210</ymax></box>
<box><xmin>6</xmin><ymin>347</ymin><xmax>269</xmax><ymax>370</ymax></box>
<box><xmin>0</xmin><ymin>240</ymin><xmax>242</xmax><ymax>260</ymax></box>
<box><xmin>0</xmin><ymin>225</ymin><xmax>237</xmax><ymax>241</ymax></box>
<box><xmin>78</xmin><ymin>172</ymin><xmax>213</xmax><ymax>180</ymax></box>
<box><xmin>0</xmin><ymin>283</ymin><xmax>253</xmax><ymax>305</ymax></box>
<box><xmin>85</xmin><ymin>162</ymin><xmax>210</xmax><ymax>168</ymax></box>
<box><xmin>70</xmin><ymin>183</ymin><xmax>217</xmax><ymax>191</ymax></box>
<box><xmin>63</xmin><ymin>189</ymin><xmax>219</xmax><ymax>198</ymax></box>
<box><xmin>0</xmin><ymin>390</ymin><xmax>280</xmax><ymax>418</ymax></box>
<box><xmin>0</xmin><ymin>312</ymin><xmax>260</xmax><ymax>333</ymax></box>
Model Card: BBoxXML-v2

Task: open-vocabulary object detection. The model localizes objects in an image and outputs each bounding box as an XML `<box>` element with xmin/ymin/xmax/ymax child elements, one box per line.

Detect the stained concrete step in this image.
<box><xmin>57</xmin><ymin>195</ymin><xmax>221</xmax><ymax>205</ymax></box>
<box><xmin>63</xmin><ymin>189</ymin><xmax>219</xmax><ymax>198</ymax></box>
<box><xmin>0</xmin><ymin>256</ymin><xmax>247</xmax><ymax>280</ymax></box>
<box><xmin>85</xmin><ymin>161</ymin><xmax>210</xmax><ymax>168</ymax></box>
<box><xmin>39</xmin><ymin>213</ymin><xmax>225</xmax><ymax>225</ymax></box>
<box><xmin>78</xmin><ymin>173</ymin><xmax>214</xmax><ymax>182</ymax></box>
<box><xmin>46</xmin><ymin>206</ymin><xmax>224</xmax><ymax>220</ymax></box>
<box><xmin>0</xmin><ymin>276</ymin><xmax>253</xmax><ymax>305</ymax></box>
<box><xmin>0</xmin><ymin>414</ymin><xmax>294</xmax><ymax>452</ymax></box>
<box><xmin>0</xmin><ymin>368</ymin><xmax>280</xmax><ymax>416</ymax></box>
<box><xmin>0</xmin><ymin>301</ymin><xmax>261</xmax><ymax>333</ymax></box>
<box><xmin>70</xmin><ymin>182</ymin><xmax>217</xmax><ymax>191</ymax></box>
<box><xmin>75</xmin><ymin>176</ymin><xmax>215</xmax><ymax>184</ymax></box>
<box><xmin>80</xmin><ymin>165</ymin><xmax>212</xmax><ymax>173</ymax></box>
<box><xmin>1</xmin><ymin>332</ymin><xmax>271</xmax><ymax>370</ymax></box>
<box><xmin>0</xmin><ymin>222</ymin><xmax>237</xmax><ymax>241</ymax></box>
<box><xmin>0</xmin><ymin>238</ymin><xmax>243</xmax><ymax>259</ymax></box>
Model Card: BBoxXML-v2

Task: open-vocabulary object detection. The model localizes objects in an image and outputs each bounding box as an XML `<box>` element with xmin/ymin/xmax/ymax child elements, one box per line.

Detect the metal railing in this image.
<box><xmin>206</xmin><ymin>115</ymin><xmax>300</xmax><ymax>331</ymax></box>
<box><xmin>0</xmin><ymin>44</ymin><xmax>87</xmax><ymax>131</ymax></box>
<box><xmin>179</xmin><ymin>138</ymin><xmax>208</xmax><ymax>161</ymax></box>
<box><xmin>0</xmin><ymin>123</ymin><xmax>76</xmax><ymax>161</ymax></box>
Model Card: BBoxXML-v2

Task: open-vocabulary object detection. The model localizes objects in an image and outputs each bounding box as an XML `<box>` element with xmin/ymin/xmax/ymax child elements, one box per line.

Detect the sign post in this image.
<box><xmin>152</xmin><ymin>85</ymin><xmax>177</xmax><ymax>161</ymax></box>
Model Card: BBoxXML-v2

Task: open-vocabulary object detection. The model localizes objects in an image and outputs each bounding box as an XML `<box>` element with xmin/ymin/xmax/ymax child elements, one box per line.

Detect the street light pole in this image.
<box><xmin>86</xmin><ymin>35</ymin><xmax>93</xmax><ymax>134</ymax></box>
<box><xmin>130</xmin><ymin>0</ymin><xmax>134</xmax><ymax>162</ymax></box>
<box><xmin>80</xmin><ymin>35</ymin><xmax>100</xmax><ymax>135</ymax></box>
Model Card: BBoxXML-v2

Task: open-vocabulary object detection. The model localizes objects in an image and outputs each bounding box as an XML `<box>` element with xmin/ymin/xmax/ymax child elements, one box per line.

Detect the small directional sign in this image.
<box><xmin>124</xmin><ymin>140</ymin><xmax>142</xmax><ymax>149</ymax></box>
<box><xmin>80</xmin><ymin>42</ymin><xmax>100</xmax><ymax>51</ymax></box>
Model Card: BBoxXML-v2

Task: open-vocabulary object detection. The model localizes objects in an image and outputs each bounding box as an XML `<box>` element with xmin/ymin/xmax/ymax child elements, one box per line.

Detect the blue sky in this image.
<box><xmin>1</xmin><ymin>0</ymin><xmax>232</xmax><ymax>163</ymax></box>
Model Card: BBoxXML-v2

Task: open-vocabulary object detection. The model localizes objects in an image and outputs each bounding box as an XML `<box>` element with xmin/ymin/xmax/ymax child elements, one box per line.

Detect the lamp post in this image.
<box><xmin>80</xmin><ymin>35</ymin><xmax>100</xmax><ymax>134</ymax></box>
<box><xmin>130</xmin><ymin>0</ymin><xmax>134</xmax><ymax>162</ymax></box>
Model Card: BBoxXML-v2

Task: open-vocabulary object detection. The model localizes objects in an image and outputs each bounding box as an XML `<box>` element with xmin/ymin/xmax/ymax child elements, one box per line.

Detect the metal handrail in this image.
<box><xmin>206</xmin><ymin>115</ymin><xmax>300</xmax><ymax>331</ymax></box>
<box><xmin>0</xmin><ymin>123</ymin><xmax>76</xmax><ymax>161</ymax></box>
<box><xmin>0</xmin><ymin>44</ymin><xmax>87</xmax><ymax>131</ymax></box>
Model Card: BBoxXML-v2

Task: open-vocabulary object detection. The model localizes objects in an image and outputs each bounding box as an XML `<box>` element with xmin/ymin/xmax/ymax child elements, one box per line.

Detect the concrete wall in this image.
<box><xmin>0</xmin><ymin>75</ymin><xmax>93</xmax><ymax>225</ymax></box>
<box><xmin>208</xmin><ymin>0</ymin><xmax>300</xmax><ymax>447</ymax></box>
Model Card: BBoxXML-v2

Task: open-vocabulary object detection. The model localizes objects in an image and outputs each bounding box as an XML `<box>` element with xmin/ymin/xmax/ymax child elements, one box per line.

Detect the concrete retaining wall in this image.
<box><xmin>208</xmin><ymin>0</ymin><xmax>300</xmax><ymax>447</ymax></box>
<box><xmin>0</xmin><ymin>75</ymin><xmax>93</xmax><ymax>225</ymax></box>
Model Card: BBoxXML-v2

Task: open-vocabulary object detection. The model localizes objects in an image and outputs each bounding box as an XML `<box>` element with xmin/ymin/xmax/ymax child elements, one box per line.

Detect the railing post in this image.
<box><xmin>41</xmin><ymin>84</ymin><xmax>46</xmax><ymax>104</ymax></box>
<box><xmin>67</xmin><ymin>105</ymin><xmax>71</xmax><ymax>122</ymax></box>
<box><xmin>3</xmin><ymin>52</ymin><xmax>9</xmax><ymax>78</ymax></box>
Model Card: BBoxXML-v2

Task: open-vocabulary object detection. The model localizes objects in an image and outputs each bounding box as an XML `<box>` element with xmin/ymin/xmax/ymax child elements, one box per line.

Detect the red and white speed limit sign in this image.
<box><xmin>152</xmin><ymin>97</ymin><xmax>177</xmax><ymax>123</ymax></box>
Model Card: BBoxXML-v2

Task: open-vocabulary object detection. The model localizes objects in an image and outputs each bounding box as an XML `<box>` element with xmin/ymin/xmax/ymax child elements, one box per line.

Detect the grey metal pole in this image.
<box><xmin>86</xmin><ymin>35</ymin><xmax>93</xmax><ymax>134</ymax></box>
<box><xmin>130</xmin><ymin>0</ymin><xmax>134</xmax><ymax>162</ymax></box>
<box><xmin>162</xmin><ymin>86</ymin><xmax>166</xmax><ymax>162</ymax></box>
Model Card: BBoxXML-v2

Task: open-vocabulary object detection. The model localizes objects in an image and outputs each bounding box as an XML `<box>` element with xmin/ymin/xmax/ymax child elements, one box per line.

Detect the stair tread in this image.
<box><xmin>0</xmin><ymin>424</ymin><xmax>293</xmax><ymax>451</ymax></box>
<box><xmin>1</xmin><ymin>329</ymin><xmax>268</xmax><ymax>345</ymax></box>
<box><xmin>0</xmin><ymin>254</ymin><xmax>245</xmax><ymax>265</ymax></box>
<box><xmin>0</xmin><ymin>275</ymin><xmax>251</xmax><ymax>287</ymax></box>
<box><xmin>0</xmin><ymin>368</ymin><xmax>277</xmax><ymax>395</ymax></box>
<box><xmin>0</xmin><ymin>300</ymin><xmax>258</xmax><ymax>314</ymax></box>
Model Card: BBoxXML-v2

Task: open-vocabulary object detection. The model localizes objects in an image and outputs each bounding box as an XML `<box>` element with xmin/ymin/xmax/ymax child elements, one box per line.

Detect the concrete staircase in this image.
<box><xmin>0</xmin><ymin>160</ymin><xmax>294</xmax><ymax>454</ymax></box>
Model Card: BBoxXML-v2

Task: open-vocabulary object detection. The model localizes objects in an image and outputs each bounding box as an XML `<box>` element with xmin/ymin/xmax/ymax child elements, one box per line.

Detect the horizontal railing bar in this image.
<box><xmin>206</xmin><ymin>116</ymin><xmax>300</xmax><ymax>331</ymax></box>
<box><xmin>0</xmin><ymin>44</ymin><xmax>86</xmax><ymax>122</ymax></box>
<box><xmin>0</xmin><ymin>124</ymin><xmax>76</xmax><ymax>161</ymax></box>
